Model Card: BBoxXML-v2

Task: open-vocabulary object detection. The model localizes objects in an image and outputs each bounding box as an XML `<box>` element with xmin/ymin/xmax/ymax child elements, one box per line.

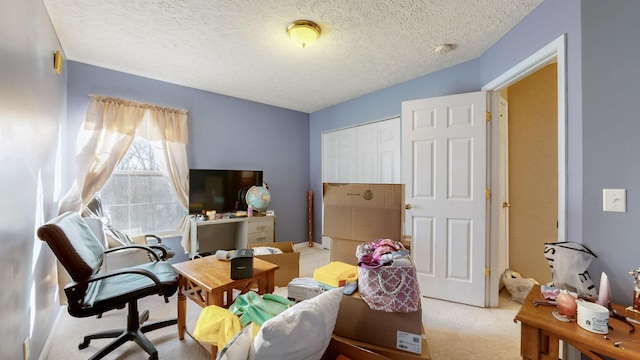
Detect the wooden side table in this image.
<box><xmin>171</xmin><ymin>256</ymin><xmax>279</xmax><ymax>358</ymax></box>
<box><xmin>515</xmin><ymin>284</ymin><xmax>640</xmax><ymax>360</ymax></box>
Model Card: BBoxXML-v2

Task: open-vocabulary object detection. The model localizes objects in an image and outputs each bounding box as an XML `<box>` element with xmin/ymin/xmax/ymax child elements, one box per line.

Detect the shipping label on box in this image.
<box><xmin>322</xmin><ymin>183</ymin><xmax>404</xmax><ymax>242</ymax></box>
<box><xmin>397</xmin><ymin>331</ymin><xmax>423</xmax><ymax>355</ymax></box>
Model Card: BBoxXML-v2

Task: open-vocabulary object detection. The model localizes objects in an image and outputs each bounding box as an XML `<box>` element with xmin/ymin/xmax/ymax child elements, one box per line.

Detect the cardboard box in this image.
<box><xmin>334</xmin><ymin>292</ymin><xmax>423</xmax><ymax>354</ymax></box>
<box><xmin>247</xmin><ymin>242</ymin><xmax>299</xmax><ymax>287</ymax></box>
<box><xmin>331</xmin><ymin>334</ymin><xmax>431</xmax><ymax>360</ymax></box>
<box><xmin>323</xmin><ymin>183</ymin><xmax>404</xmax><ymax>241</ymax></box>
<box><xmin>329</xmin><ymin>237</ymin><xmax>365</xmax><ymax>266</ymax></box>
<box><xmin>323</xmin><ymin>183</ymin><xmax>404</xmax><ymax>265</ymax></box>
<box><xmin>322</xmin><ymin>336</ymin><xmax>392</xmax><ymax>360</ymax></box>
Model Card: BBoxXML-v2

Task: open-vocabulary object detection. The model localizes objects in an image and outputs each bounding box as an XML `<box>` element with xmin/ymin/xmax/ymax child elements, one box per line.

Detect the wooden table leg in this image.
<box><xmin>210</xmin><ymin>345</ymin><xmax>217</xmax><ymax>360</ymax></box>
<box><xmin>226</xmin><ymin>289</ymin><xmax>234</xmax><ymax>307</ymax></box>
<box><xmin>177</xmin><ymin>278</ymin><xmax>186</xmax><ymax>340</ymax></box>
<box><xmin>206</xmin><ymin>290</ymin><xmax>225</xmax><ymax>307</ymax></box>
<box><xmin>267</xmin><ymin>272</ymin><xmax>275</xmax><ymax>293</ymax></box>
<box><xmin>521</xmin><ymin>322</ymin><xmax>541</xmax><ymax>360</ymax></box>
<box><xmin>520</xmin><ymin>324</ymin><xmax>562</xmax><ymax>360</ymax></box>
<box><xmin>258</xmin><ymin>272</ymin><xmax>275</xmax><ymax>294</ymax></box>
<box><xmin>541</xmin><ymin>331</ymin><xmax>560</xmax><ymax>359</ymax></box>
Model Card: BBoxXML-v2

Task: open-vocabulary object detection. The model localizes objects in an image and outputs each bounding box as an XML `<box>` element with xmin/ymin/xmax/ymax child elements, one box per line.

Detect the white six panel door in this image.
<box><xmin>402</xmin><ymin>91</ymin><xmax>487</xmax><ymax>307</ymax></box>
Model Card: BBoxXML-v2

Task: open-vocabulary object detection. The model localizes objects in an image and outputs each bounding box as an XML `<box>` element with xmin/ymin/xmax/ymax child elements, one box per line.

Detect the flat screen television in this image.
<box><xmin>188</xmin><ymin>169</ymin><xmax>263</xmax><ymax>214</ymax></box>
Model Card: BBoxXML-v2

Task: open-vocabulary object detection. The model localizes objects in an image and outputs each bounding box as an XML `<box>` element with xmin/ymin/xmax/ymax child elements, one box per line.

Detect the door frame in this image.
<box><xmin>482</xmin><ymin>34</ymin><xmax>567</xmax><ymax>307</ymax></box>
<box><xmin>497</xmin><ymin>96</ymin><xmax>509</xmax><ymax>283</ymax></box>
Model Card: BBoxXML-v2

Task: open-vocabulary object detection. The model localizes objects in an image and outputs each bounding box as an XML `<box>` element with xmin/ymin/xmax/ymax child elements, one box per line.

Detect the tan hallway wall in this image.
<box><xmin>507</xmin><ymin>63</ymin><xmax>557</xmax><ymax>284</ymax></box>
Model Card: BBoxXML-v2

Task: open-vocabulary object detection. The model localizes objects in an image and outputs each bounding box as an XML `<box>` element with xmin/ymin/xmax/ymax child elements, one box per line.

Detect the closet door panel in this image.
<box><xmin>378</xmin><ymin>117</ymin><xmax>401</xmax><ymax>183</ymax></box>
<box><xmin>357</xmin><ymin>122</ymin><xmax>378</xmax><ymax>183</ymax></box>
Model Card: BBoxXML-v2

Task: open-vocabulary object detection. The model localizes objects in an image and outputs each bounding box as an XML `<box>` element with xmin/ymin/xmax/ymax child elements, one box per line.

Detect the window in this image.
<box><xmin>100</xmin><ymin>137</ymin><xmax>187</xmax><ymax>235</ymax></box>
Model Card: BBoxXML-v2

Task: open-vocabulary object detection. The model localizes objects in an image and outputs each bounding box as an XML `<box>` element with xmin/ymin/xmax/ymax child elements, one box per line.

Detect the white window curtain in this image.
<box><xmin>59</xmin><ymin>95</ymin><xmax>189</xmax><ymax>214</ymax></box>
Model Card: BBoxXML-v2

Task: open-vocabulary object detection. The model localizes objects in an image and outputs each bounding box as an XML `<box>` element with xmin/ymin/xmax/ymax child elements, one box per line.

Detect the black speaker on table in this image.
<box><xmin>230</xmin><ymin>248</ymin><xmax>253</xmax><ymax>279</ymax></box>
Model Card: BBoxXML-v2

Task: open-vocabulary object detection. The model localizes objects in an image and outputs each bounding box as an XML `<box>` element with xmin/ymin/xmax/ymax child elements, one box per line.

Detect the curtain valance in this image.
<box><xmin>60</xmin><ymin>95</ymin><xmax>189</xmax><ymax>214</ymax></box>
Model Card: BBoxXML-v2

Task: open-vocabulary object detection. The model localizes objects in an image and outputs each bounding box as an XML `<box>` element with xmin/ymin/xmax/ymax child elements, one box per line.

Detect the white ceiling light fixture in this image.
<box><xmin>287</xmin><ymin>20</ymin><xmax>321</xmax><ymax>48</ymax></box>
<box><xmin>434</xmin><ymin>44</ymin><xmax>454</xmax><ymax>55</ymax></box>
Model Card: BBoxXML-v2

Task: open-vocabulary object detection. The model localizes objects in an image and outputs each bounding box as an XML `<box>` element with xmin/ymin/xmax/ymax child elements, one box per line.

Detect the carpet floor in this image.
<box><xmin>44</xmin><ymin>246</ymin><xmax>522</xmax><ymax>359</ymax></box>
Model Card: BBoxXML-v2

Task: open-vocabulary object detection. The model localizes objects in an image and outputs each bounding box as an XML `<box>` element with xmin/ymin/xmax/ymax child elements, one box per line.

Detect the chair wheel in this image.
<box><xmin>78</xmin><ymin>340</ymin><xmax>90</xmax><ymax>349</ymax></box>
<box><xmin>148</xmin><ymin>353</ymin><xmax>158</xmax><ymax>360</ymax></box>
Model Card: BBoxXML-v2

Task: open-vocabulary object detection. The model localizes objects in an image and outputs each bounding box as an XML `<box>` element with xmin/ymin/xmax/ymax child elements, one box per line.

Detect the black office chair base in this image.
<box><xmin>78</xmin><ymin>300</ymin><xmax>177</xmax><ymax>360</ymax></box>
<box><xmin>96</xmin><ymin>307</ymin><xmax>145</xmax><ymax>320</ymax></box>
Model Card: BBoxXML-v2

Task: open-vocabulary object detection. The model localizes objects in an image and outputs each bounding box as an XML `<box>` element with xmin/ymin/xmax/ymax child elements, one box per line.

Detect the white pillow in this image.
<box><xmin>217</xmin><ymin>324</ymin><xmax>253</xmax><ymax>360</ymax></box>
<box><xmin>249</xmin><ymin>288</ymin><xmax>343</xmax><ymax>360</ymax></box>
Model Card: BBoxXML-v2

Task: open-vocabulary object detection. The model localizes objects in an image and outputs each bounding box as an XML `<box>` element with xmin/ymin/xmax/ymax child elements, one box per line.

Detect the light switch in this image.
<box><xmin>603</xmin><ymin>189</ymin><xmax>626</xmax><ymax>212</ymax></box>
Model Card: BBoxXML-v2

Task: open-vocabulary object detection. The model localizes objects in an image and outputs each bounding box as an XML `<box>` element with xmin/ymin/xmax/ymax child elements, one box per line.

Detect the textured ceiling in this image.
<box><xmin>43</xmin><ymin>0</ymin><xmax>543</xmax><ymax>113</ymax></box>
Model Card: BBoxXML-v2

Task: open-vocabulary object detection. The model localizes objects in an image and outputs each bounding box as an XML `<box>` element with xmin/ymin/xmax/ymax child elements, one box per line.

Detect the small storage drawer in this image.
<box><xmin>246</xmin><ymin>217</ymin><xmax>275</xmax><ymax>246</ymax></box>
<box><xmin>247</xmin><ymin>218</ymin><xmax>274</xmax><ymax>234</ymax></box>
<box><xmin>247</xmin><ymin>231</ymin><xmax>274</xmax><ymax>245</ymax></box>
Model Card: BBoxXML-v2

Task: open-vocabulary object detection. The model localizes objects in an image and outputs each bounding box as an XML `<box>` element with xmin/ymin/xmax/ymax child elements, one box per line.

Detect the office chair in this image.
<box><xmin>83</xmin><ymin>195</ymin><xmax>175</xmax><ymax>266</ymax></box>
<box><xmin>38</xmin><ymin>211</ymin><xmax>178</xmax><ymax>360</ymax></box>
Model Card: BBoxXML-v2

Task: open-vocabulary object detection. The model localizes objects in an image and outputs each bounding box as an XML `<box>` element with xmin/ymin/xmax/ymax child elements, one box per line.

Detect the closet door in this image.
<box><xmin>323</xmin><ymin>130</ymin><xmax>340</xmax><ymax>183</ymax></box>
<box><xmin>377</xmin><ymin>117</ymin><xmax>401</xmax><ymax>183</ymax></box>
<box><xmin>322</xmin><ymin>118</ymin><xmax>400</xmax><ymax>249</ymax></box>
<box><xmin>356</xmin><ymin>122</ymin><xmax>378</xmax><ymax>183</ymax></box>
<box><xmin>322</xmin><ymin>127</ymin><xmax>356</xmax><ymax>249</ymax></box>
<box><xmin>323</xmin><ymin>127</ymin><xmax>357</xmax><ymax>183</ymax></box>
<box><xmin>324</xmin><ymin>118</ymin><xmax>401</xmax><ymax>184</ymax></box>
<box><xmin>356</xmin><ymin>117</ymin><xmax>401</xmax><ymax>184</ymax></box>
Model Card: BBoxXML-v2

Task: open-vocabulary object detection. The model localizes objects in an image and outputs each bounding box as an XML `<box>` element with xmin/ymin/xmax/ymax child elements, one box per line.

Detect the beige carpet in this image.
<box><xmin>44</xmin><ymin>246</ymin><xmax>522</xmax><ymax>359</ymax></box>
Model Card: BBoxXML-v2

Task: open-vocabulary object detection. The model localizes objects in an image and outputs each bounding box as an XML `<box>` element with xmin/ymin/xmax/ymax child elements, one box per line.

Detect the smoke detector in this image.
<box><xmin>434</xmin><ymin>44</ymin><xmax>453</xmax><ymax>55</ymax></box>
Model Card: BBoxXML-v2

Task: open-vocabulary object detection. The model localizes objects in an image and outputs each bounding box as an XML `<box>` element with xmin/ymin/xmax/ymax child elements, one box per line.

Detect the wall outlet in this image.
<box><xmin>23</xmin><ymin>336</ymin><xmax>29</xmax><ymax>360</ymax></box>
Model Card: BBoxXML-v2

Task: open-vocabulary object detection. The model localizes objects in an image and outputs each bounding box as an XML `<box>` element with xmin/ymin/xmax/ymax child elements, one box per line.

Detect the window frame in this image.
<box><xmin>100</xmin><ymin>138</ymin><xmax>186</xmax><ymax>237</ymax></box>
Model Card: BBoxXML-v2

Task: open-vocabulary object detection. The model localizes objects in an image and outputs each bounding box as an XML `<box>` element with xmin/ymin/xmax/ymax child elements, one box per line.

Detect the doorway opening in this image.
<box><xmin>483</xmin><ymin>34</ymin><xmax>567</xmax><ymax>307</ymax></box>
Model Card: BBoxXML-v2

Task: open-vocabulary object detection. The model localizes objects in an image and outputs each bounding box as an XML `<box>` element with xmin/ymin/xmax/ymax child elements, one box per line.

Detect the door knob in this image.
<box><xmin>405</xmin><ymin>203</ymin><xmax>412</xmax><ymax>210</ymax></box>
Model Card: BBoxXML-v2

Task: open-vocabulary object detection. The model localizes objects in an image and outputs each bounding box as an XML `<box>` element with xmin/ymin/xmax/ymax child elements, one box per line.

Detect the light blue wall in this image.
<box><xmin>480</xmin><ymin>0</ymin><xmax>584</xmax><ymax>243</ymax></box>
<box><xmin>581</xmin><ymin>0</ymin><xmax>640</xmax><ymax>303</ymax></box>
<box><xmin>7</xmin><ymin>1</ymin><xmax>640</xmax><ymax>358</ymax></box>
<box><xmin>309</xmin><ymin>0</ymin><xmax>601</xmax><ymax>298</ymax></box>
<box><xmin>67</xmin><ymin>62</ymin><xmax>310</xmax><ymax>247</ymax></box>
<box><xmin>0</xmin><ymin>0</ymin><xmax>67</xmax><ymax>358</ymax></box>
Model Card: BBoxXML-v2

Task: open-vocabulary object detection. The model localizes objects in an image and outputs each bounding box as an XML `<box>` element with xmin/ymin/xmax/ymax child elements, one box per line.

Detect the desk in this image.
<box><xmin>188</xmin><ymin>216</ymin><xmax>275</xmax><ymax>258</ymax></box>
<box><xmin>515</xmin><ymin>285</ymin><xmax>640</xmax><ymax>360</ymax></box>
<box><xmin>172</xmin><ymin>257</ymin><xmax>279</xmax><ymax>358</ymax></box>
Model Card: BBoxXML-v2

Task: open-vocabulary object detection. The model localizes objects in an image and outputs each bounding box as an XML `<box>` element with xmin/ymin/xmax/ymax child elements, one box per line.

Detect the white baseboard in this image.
<box><xmin>293</xmin><ymin>242</ymin><xmax>323</xmax><ymax>251</ymax></box>
<box><xmin>38</xmin><ymin>306</ymin><xmax>65</xmax><ymax>360</ymax></box>
<box><xmin>322</xmin><ymin>236</ymin><xmax>331</xmax><ymax>249</ymax></box>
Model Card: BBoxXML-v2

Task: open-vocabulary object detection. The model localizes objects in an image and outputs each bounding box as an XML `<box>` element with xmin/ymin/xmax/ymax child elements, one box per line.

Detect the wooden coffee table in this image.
<box><xmin>171</xmin><ymin>256</ymin><xmax>279</xmax><ymax>358</ymax></box>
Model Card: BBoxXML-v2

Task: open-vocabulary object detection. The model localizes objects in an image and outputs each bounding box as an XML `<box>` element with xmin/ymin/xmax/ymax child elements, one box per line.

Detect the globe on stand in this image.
<box><xmin>245</xmin><ymin>186</ymin><xmax>271</xmax><ymax>215</ymax></box>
